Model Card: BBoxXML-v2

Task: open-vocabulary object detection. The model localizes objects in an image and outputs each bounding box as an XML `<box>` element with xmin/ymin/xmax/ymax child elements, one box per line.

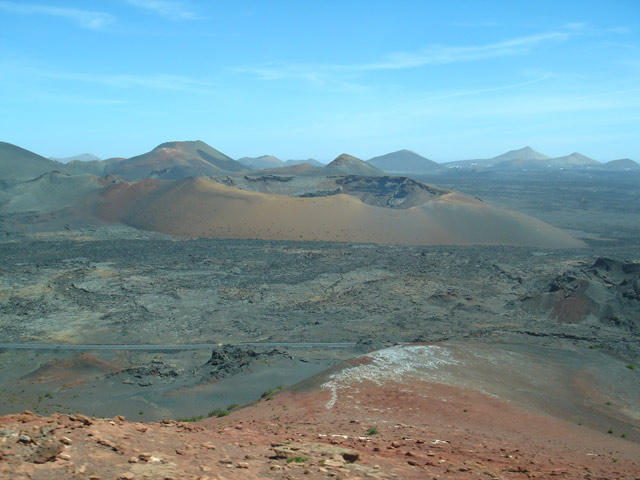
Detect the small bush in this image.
<box><xmin>365</xmin><ymin>426</ymin><xmax>379</xmax><ymax>436</ymax></box>
<box><xmin>208</xmin><ymin>409</ymin><xmax>229</xmax><ymax>418</ymax></box>
<box><xmin>626</xmin><ymin>364</ymin><xmax>637</xmax><ymax>370</ymax></box>
<box><xmin>261</xmin><ymin>385</ymin><xmax>285</xmax><ymax>399</ymax></box>
<box><xmin>287</xmin><ymin>456</ymin><xmax>307</xmax><ymax>464</ymax></box>
<box><xmin>226</xmin><ymin>403</ymin><xmax>239</xmax><ymax>411</ymax></box>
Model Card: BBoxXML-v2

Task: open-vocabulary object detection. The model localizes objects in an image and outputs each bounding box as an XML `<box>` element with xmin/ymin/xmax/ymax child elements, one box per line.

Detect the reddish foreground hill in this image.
<box><xmin>1</xmin><ymin>343</ymin><xmax>638</xmax><ymax>479</ymax></box>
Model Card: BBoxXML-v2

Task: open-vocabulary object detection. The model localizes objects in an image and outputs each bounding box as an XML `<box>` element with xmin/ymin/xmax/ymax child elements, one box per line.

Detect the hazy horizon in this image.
<box><xmin>38</xmin><ymin>142</ymin><xmax>635</xmax><ymax>165</ymax></box>
<box><xmin>1</xmin><ymin>1</ymin><xmax>638</xmax><ymax>162</ymax></box>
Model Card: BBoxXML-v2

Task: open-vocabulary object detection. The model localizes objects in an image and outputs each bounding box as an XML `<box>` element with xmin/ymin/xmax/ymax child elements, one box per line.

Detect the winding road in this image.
<box><xmin>0</xmin><ymin>342</ymin><xmax>357</xmax><ymax>351</ymax></box>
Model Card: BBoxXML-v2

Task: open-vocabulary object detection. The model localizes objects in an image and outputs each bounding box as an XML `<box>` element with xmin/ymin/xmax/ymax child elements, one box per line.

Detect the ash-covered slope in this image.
<box><xmin>0</xmin><ymin>142</ymin><xmax>77</xmax><ymax>185</ymax></box>
<box><xmin>0</xmin><ymin>171</ymin><xmax>110</xmax><ymax>214</ymax></box>
<box><xmin>91</xmin><ymin>175</ymin><xmax>584</xmax><ymax>247</ymax></box>
<box><xmin>213</xmin><ymin>174</ymin><xmax>447</xmax><ymax>209</ymax></box>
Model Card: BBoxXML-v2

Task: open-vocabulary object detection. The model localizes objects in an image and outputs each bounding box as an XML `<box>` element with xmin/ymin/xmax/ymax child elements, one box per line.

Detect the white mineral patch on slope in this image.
<box><xmin>321</xmin><ymin>345</ymin><xmax>458</xmax><ymax>409</ymax></box>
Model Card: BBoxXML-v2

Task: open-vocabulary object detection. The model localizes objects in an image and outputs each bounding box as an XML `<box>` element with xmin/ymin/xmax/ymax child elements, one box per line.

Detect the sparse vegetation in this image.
<box><xmin>261</xmin><ymin>385</ymin><xmax>285</xmax><ymax>399</ymax></box>
<box><xmin>608</xmin><ymin>428</ymin><xmax>615</xmax><ymax>434</ymax></box>
<box><xmin>287</xmin><ymin>456</ymin><xmax>308</xmax><ymax>464</ymax></box>
<box><xmin>365</xmin><ymin>426</ymin><xmax>379</xmax><ymax>436</ymax></box>
<box><xmin>626</xmin><ymin>364</ymin><xmax>636</xmax><ymax>370</ymax></box>
<box><xmin>208</xmin><ymin>409</ymin><xmax>229</xmax><ymax>418</ymax></box>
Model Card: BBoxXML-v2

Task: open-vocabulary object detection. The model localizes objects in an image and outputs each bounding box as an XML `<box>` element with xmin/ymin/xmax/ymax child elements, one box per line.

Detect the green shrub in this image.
<box><xmin>287</xmin><ymin>456</ymin><xmax>307</xmax><ymax>464</ymax></box>
<box><xmin>261</xmin><ymin>385</ymin><xmax>285</xmax><ymax>399</ymax></box>
<box><xmin>365</xmin><ymin>426</ymin><xmax>379</xmax><ymax>436</ymax></box>
<box><xmin>208</xmin><ymin>409</ymin><xmax>229</xmax><ymax>418</ymax></box>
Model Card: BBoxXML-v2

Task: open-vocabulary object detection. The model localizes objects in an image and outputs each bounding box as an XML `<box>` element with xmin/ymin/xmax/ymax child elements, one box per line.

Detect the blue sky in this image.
<box><xmin>1</xmin><ymin>1</ymin><xmax>639</xmax><ymax>162</ymax></box>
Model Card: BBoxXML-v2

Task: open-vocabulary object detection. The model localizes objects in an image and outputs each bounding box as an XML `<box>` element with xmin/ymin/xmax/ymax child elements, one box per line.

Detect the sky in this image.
<box><xmin>1</xmin><ymin>1</ymin><xmax>639</xmax><ymax>163</ymax></box>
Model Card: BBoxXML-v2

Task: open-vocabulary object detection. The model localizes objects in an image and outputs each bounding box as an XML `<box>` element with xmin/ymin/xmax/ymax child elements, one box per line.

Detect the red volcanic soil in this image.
<box><xmin>2</xmin><ymin>355</ymin><xmax>638</xmax><ymax>479</ymax></box>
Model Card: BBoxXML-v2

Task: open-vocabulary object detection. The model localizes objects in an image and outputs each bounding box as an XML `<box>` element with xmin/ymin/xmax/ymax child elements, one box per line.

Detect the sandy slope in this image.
<box><xmin>93</xmin><ymin>177</ymin><xmax>584</xmax><ymax>248</ymax></box>
<box><xmin>2</xmin><ymin>343</ymin><xmax>638</xmax><ymax>479</ymax></box>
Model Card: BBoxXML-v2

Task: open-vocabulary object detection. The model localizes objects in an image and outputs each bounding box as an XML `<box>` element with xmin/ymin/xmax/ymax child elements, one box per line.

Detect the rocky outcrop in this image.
<box><xmin>521</xmin><ymin>258</ymin><xmax>640</xmax><ymax>328</ymax></box>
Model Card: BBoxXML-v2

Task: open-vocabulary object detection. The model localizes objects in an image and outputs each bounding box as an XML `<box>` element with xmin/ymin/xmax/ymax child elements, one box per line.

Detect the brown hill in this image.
<box><xmin>601</xmin><ymin>158</ymin><xmax>640</xmax><ymax>170</ymax></box>
<box><xmin>91</xmin><ymin>176</ymin><xmax>584</xmax><ymax>248</ymax></box>
<box><xmin>104</xmin><ymin>140</ymin><xmax>249</xmax><ymax>180</ymax></box>
<box><xmin>324</xmin><ymin>153</ymin><xmax>385</xmax><ymax>176</ymax></box>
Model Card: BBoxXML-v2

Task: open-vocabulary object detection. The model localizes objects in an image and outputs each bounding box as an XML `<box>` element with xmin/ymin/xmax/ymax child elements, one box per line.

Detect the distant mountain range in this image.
<box><xmin>236</xmin><ymin>156</ymin><xmax>325</xmax><ymax>170</ymax></box>
<box><xmin>439</xmin><ymin>146</ymin><xmax>637</xmax><ymax>172</ymax></box>
<box><xmin>49</xmin><ymin>153</ymin><xmax>101</xmax><ymax>163</ymax></box>
<box><xmin>0</xmin><ymin>141</ymin><xmax>638</xmax><ymax>188</ymax></box>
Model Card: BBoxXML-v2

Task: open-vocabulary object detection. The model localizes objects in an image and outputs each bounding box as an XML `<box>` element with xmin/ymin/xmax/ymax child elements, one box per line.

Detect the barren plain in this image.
<box><xmin>1</xmin><ymin>169</ymin><xmax>639</xmax><ymax>478</ymax></box>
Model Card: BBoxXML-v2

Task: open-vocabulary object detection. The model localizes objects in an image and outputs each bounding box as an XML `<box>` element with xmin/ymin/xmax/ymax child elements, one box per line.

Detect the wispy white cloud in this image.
<box><xmin>0</xmin><ymin>61</ymin><xmax>213</xmax><ymax>93</ymax></box>
<box><xmin>354</xmin><ymin>32</ymin><xmax>569</xmax><ymax>70</ymax></box>
<box><xmin>414</xmin><ymin>73</ymin><xmax>554</xmax><ymax>102</ymax></box>
<box><xmin>235</xmin><ymin>30</ymin><xmax>573</xmax><ymax>84</ymax></box>
<box><xmin>58</xmin><ymin>72</ymin><xmax>210</xmax><ymax>91</ymax></box>
<box><xmin>0</xmin><ymin>1</ymin><xmax>114</xmax><ymax>30</ymax></box>
<box><xmin>124</xmin><ymin>0</ymin><xmax>196</xmax><ymax>20</ymax></box>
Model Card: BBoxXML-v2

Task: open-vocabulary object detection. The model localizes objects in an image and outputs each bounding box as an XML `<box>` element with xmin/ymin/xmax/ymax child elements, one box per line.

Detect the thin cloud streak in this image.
<box><xmin>0</xmin><ymin>2</ymin><xmax>114</xmax><ymax>30</ymax></box>
<box><xmin>0</xmin><ymin>62</ymin><xmax>213</xmax><ymax>92</ymax></box>
<box><xmin>235</xmin><ymin>30</ymin><xmax>572</xmax><ymax>82</ymax></box>
<box><xmin>416</xmin><ymin>73</ymin><xmax>554</xmax><ymax>102</ymax></box>
<box><xmin>124</xmin><ymin>0</ymin><xmax>196</xmax><ymax>20</ymax></box>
